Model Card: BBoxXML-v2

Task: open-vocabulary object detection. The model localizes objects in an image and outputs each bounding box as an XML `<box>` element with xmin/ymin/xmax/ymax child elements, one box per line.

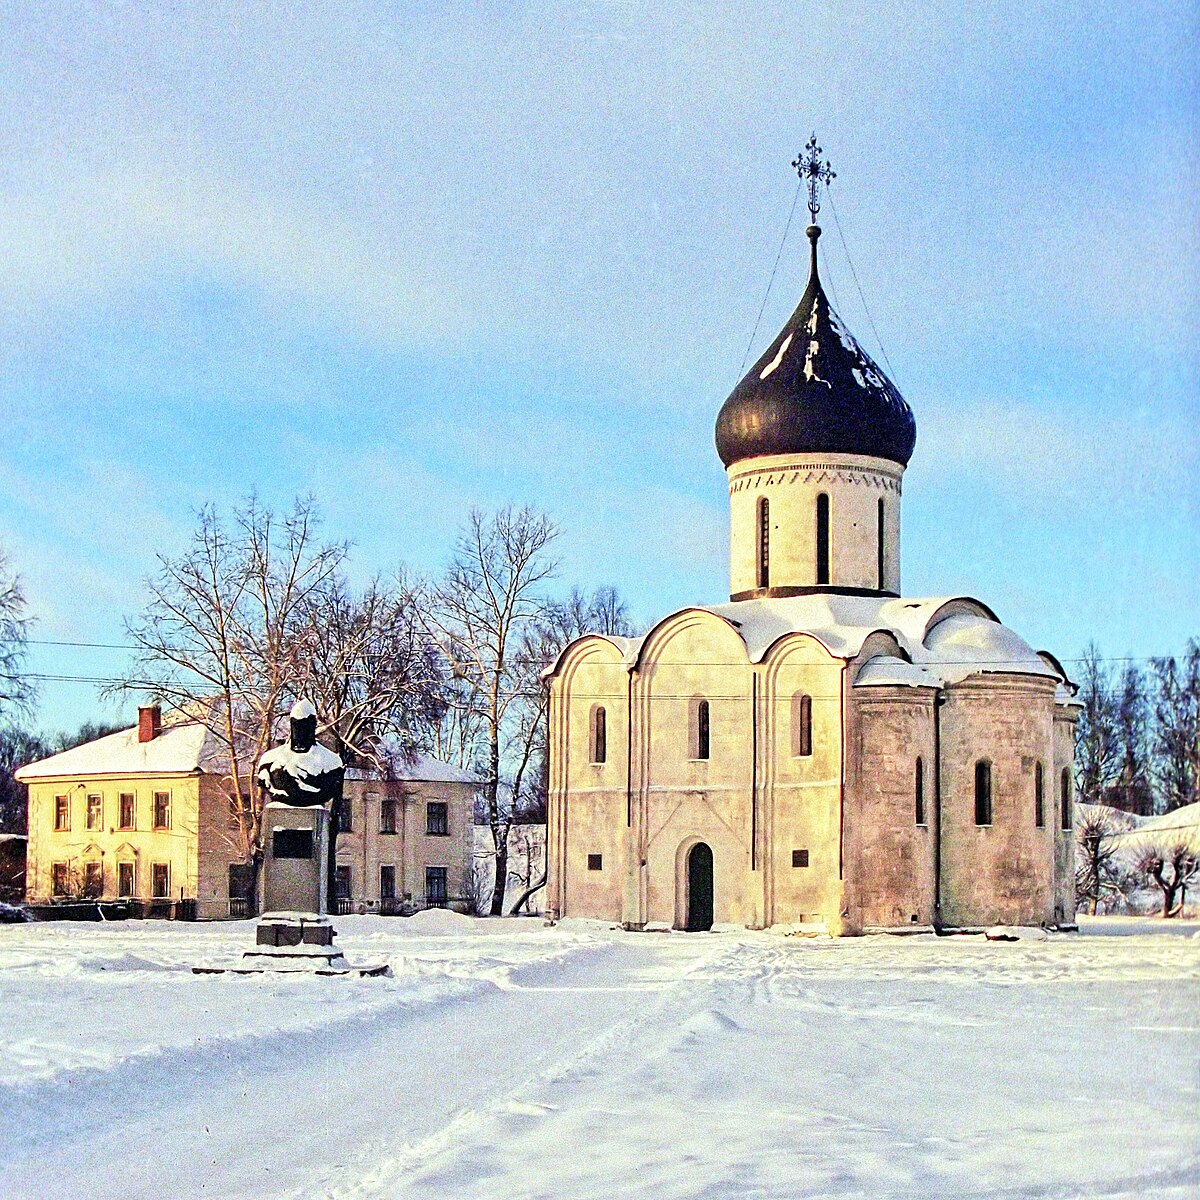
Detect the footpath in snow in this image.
<box><xmin>1</xmin><ymin>912</ymin><xmax>1197</xmax><ymax>1199</ymax></box>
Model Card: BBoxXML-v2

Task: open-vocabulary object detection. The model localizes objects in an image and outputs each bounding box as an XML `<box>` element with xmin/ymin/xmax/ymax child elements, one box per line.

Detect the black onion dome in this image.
<box><xmin>715</xmin><ymin>226</ymin><xmax>916</xmax><ymax>468</ymax></box>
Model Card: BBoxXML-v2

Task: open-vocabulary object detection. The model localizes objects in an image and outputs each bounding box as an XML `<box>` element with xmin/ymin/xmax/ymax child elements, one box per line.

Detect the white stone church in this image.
<box><xmin>545</xmin><ymin>210</ymin><xmax>1078</xmax><ymax>935</ymax></box>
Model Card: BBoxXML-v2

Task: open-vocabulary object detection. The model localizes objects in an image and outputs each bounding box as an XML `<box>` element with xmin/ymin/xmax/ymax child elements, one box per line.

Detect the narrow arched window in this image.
<box><xmin>915</xmin><ymin>757</ymin><xmax>925</xmax><ymax>825</ymax></box>
<box><xmin>791</xmin><ymin>693</ymin><xmax>813</xmax><ymax>758</ymax></box>
<box><xmin>1060</xmin><ymin>769</ymin><xmax>1072</xmax><ymax>830</ymax></box>
<box><xmin>1034</xmin><ymin>762</ymin><xmax>1045</xmax><ymax>828</ymax></box>
<box><xmin>877</xmin><ymin>497</ymin><xmax>885</xmax><ymax>590</ymax></box>
<box><xmin>591</xmin><ymin>705</ymin><xmax>607</xmax><ymax>764</ymax></box>
<box><xmin>816</xmin><ymin>493</ymin><xmax>830</xmax><ymax>585</ymax></box>
<box><xmin>692</xmin><ymin>698</ymin><xmax>711</xmax><ymax>761</ymax></box>
<box><xmin>756</xmin><ymin>497</ymin><xmax>770</xmax><ymax>589</ymax></box>
<box><xmin>974</xmin><ymin>760</ymin><xmax>993</xmax><ymax>826</ymax></box>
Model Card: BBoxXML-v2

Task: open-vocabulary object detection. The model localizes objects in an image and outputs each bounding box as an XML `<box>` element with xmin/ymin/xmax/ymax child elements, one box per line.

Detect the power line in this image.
<box><xmin>736</xmin><ymin>175</ymin><xmax>805</xmax><ymax>383</ymax></box>
<box><xmin>26</xmin><ymin>639</ymin><xmax>134</xmax><ymax>650</ymax></box>
<box><xmin>18</xmin><ymin>639</ymin><xmax>1182</xmax><ymax>668</ymax></box>
<box><xmin>827</xmin><ymin>189</ymin><xmax>896</xmax><ymax>381</ymax></box>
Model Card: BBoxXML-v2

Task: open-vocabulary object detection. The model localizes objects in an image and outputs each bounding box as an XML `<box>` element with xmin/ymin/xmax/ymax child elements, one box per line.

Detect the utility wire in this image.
<box><xmin>736</xmin><ymin>176</ymin><xmax>805</xmax><ymax>383</ymax></box>
<box><xmin>827</xmin><ymin>189</ymin><xmax>896</xmax><ymax>381</ymax></box>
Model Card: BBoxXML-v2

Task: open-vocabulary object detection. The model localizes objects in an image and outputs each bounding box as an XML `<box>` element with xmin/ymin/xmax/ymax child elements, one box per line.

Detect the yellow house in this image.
<box><xmin>18</xmin><ymin>705</ymin><xmax>227</xmax><ymax>916</ymax></box>
<box><xmin>18</xmin><ymin>705</ymin><xmax>482</xmax><ymax>918</ymax></box>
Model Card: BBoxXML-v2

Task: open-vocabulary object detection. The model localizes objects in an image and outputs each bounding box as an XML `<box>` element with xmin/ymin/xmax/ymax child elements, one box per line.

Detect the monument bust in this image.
<box><xmin>257</xmin><ymin>699</ymin><xmax>344</xmax><ymax>808</ymax></box>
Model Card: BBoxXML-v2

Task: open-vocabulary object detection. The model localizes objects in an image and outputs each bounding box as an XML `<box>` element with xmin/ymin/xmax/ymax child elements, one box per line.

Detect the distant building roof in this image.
<box><xmin>1110</xmin><ymin>802</ymin><xmax>1200</xmax><ymax>854</ymax></box>
<box><xmin>347</xmin><ymin>754</ymin><xmax>483</xmax><ymax>786</ymax></box>
<box><xmin>14</xmin><ymin>716</ymin><xmax>225</xmax><ymax>782</ymax></box>
<box><xmin>15</xmin><ymin>718</ymin><xmax>479</xmax><ymax>787</ymax></box>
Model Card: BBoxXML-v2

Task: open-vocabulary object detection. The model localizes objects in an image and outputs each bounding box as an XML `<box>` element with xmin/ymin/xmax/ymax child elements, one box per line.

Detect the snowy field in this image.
<box><xmin>1</xmin><ymin>913</ymin><xmax>1197</xmax><ymax>1200</ymax></box>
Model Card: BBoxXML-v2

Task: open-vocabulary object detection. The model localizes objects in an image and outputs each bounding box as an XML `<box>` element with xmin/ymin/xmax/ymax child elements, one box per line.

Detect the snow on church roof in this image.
<box><xmin>550</xmin><ymin>594</ymin><xmax>1069</xmax><ymax>695</ymax></box>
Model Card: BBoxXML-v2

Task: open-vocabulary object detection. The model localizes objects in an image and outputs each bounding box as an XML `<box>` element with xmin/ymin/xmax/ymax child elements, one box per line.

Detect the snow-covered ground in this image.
<box><xmin>1</xmin><ymin>913</ymin><xmax>1197</xmax><ymax>1199</ymax></box>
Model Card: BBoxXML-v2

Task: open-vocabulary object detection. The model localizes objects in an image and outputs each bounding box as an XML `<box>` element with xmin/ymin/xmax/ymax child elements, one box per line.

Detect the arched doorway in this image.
<box><xmin>686</xmin><ymin>842</ymin><xmax>714</xmax><ymax>931</ymax></box>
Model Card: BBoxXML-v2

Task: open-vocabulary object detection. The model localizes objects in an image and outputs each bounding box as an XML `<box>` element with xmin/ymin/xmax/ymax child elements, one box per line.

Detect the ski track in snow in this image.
<box><xmin>0</xmin><ymin>917</ymin><xmax>1197</xmax><ymax>1199</ymax></box>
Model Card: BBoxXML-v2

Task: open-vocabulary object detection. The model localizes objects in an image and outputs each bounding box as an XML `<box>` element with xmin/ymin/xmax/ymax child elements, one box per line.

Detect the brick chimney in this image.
<box><xmin>138</xmin><ymin>704</ymin><xmax>162</xmax><ymax>743</ymax></box>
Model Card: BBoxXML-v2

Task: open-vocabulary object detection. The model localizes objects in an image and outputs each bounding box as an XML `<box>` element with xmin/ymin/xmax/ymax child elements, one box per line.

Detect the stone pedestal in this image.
<box><xmin>240</xmin><ymin>913</ymin><xmax>357</xmax><ymax>973</ymax></box>
<box><xmin>258</xmin><ymin>801</ymin><xmax>329</xmax><ymax>916</ymax></box>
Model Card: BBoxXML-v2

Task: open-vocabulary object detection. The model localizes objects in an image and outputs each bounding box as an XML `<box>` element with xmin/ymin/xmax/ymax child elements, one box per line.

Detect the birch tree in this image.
<box><xmin>422</xmin><ymin>506</ymin><xmax>560</xmax><ymax>916</ymax></box>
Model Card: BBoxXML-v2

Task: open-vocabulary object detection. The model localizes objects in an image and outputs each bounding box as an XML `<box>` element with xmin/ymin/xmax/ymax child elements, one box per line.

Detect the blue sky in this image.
<box><xmin>1</xmin><ymin>2</ymin><xmax>1196</xmax><ymax>733</ymax></box>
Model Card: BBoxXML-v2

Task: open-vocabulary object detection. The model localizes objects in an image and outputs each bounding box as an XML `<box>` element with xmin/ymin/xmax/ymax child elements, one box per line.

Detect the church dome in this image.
<box><xmin>715</xmin><ymin>225</ymin><xmax>916</xmax><ymax>469</ymax></box>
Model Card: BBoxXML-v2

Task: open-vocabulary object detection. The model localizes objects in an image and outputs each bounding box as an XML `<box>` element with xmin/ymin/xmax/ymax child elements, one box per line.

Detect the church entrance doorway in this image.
<box><xmin>686</xmin><ymin>842</ymin><xmax>714</xmax><ymax>931</ymax></box>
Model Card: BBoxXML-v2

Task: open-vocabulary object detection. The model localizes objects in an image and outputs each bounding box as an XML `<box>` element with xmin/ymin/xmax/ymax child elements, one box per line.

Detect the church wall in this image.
<box><xmin>843</xmin><ymin>687</ymin><xmax>936</xmax><ymax>931</ymax></box>
<box><xmin>548</xmin><ymin>639</ymin><xmax>630</xmax><ymax>923</ymax></box>
<box><xmin>1053</xmin><ymin>708</ymin><xmax>1078</xmax><ymax>923</ymax></box>
<box><xmin>633</xmin><ymin>614</ymin><xmax>758</xmax><ymax>928</ymax></box>
<box><xmin>727</xmin><ymin>453</ymin><xmax>903</xmax><ymax>597</ymax></box>
<box><xmin>760</xmin><ymin>638</ymin><xmax>845</xmax><ymax>929</ymax></box>
<box><xmin>938</xmin><ymin>676</ymin><xmax>1058</xmax><ymax>928</ymax></box>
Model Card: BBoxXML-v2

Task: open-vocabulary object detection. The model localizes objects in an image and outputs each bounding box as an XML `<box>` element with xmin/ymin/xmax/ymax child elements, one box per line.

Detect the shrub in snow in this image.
<box><xmin>0</xmin><ymin>900</ymin><xmax>31</xmax><ymax>923</ymax></box>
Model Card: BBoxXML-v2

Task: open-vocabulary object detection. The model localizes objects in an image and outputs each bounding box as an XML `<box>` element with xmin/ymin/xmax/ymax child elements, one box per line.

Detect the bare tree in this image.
<box><xmin>1149</xmin><ymin>641</ymin><xmax>1200</xmax><ymax>813</ymax></box>
<box><xmin>422</xmin><ymin>505</ymin><xmax>560</xmax><ymax>916</ymax></box>
<box><xmin>118</xmin><ymin>496</ymin><xmax>346</xmax><ymax>894</ymax></box>
<box><xmin>0</xmin><ymin>548</ymin><xmax>34</xmax><ymax>722</ymax></box>
<box><xmin>515</xmin><ymin>586</ymin><xmax>637</xmax><ymax>824</ymax></box>
<box><xmin>0</xmin><ymin>727</ymin><xmax>52</xmax><ymax>834</ymax></box>
<box><xmin>1074</xmin><ymin>643</ymin><xmax>1121</xmax><ymax>805</ymax></box>
<box><xmin>1139</xmin><ymin>843</ymin><xmax>1199</xmax><ymax>918</ymax></box>
<box><xmin>297</xmin><ymin>573</ymin><xmax>448</xmax><ymax>772</ymax></box>
<box><xmin>1075</xmin><ymin>807</ymin><xmax>1120</xmax><ymax>915</ymax></box>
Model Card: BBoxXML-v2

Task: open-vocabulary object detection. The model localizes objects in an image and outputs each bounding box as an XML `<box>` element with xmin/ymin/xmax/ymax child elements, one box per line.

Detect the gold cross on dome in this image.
<box><xmin>793</xmin><ymin>134</ymin><xmax>836</xmax><ymax>222</ymax></box>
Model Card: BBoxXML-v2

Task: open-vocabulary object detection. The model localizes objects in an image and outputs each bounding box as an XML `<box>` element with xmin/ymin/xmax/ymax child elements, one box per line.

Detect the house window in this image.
<box><xmin>691</xmin><ymin>698</ymin><xmax>711</xmax><ymax>761</ymax></box>
<box><xmin>152</xmin><ymin>791</ymin><xmax>171</xmax><ymax>830</ymax></box>
<box><xmin>117</xmin><ymin>861</ymin><xmax>135</xmax><ymax>898</ymax></box>
<box><xmin>426</xmin><ymin>866</ymin><xmax>448</xmax><ymax>907</ymax></box>
<box><xmin>336</xmin><ymin>796</ymin><xmax>353</xmax><ymax>833</ymax></box>
<box><xmin>86</xmin><ymin>793</ymin><xmax>103</xmax><ymax>831</ymax></box>
<box><xmin>816</xmin><ymin>493</ymin><xmax>830</xmax><ymax>585</ymax></box>
<box><xmin>877</xmin><ymin>497</ymin><xmax>885</xmax><ymax>590</ymax></box>
<box><xmin>380</xmin><ymin>799</ymin><xmax>399</xmax><ymax>834</ymax></box>
<box><xmin>151</xmin><ymin>862</ymin><xmax>170</xmax><ymax>899</ymax></box>
<box><xmin>587</xmin><ymin>853</ymin><xmax>603</xmax><ymax>871</ymax></box>
<box><xmin>757</xmin><ymin>497</ymin><xmax>770</xmax><ymax>589</ymax></box>
<box><xmin>591</xmin><ymin>705</ymin><xmax>607</xmax><ymax>764</ymax></box>
<box><xmin>1061</xmin><ymin>769</ymin><xmax>1072</xmax><ymax>830</ymax></box>
<box><xmin>974</xmin><ymin>760</ymin><xmax>993</xmax><ymax>826</ymax></box>
<box><xmin>54</xmin><ymin>795</ymin><xmax>70</xmax><ymax>831</ymax></box>
<box><xmin>335</xmin><ymin>865</ymin><xmax>351</xmax><ymax>900</ymax></box>
<box><xmin>915</xmin><ymin>757</ymin><xmax>926</xmax><ymax>826</ymax></box>
<box><xmin>792</xmin><ymin>693</ymin><xmax>813</xmax><ymax>758</ymax></box>
<box><xmin>1035</xmin><ymin>762</ymin><xmax>1045</xmax><ymax>828</ymax></box>
<box><xmin>380</xmin><ymin>864</ymin><xmax>396</xmax><ymax>900</ymax></box>
<box><xmin>83</xmin><ymin>861</ymin><xmax>103</xmax><ymax>898</ymax></box>
<box><xmin>51</xmin><ymin>861</ymin><xmax>69</xmax><ymax>896</ymax></box>
<box><xmin>792</xmin><ymin>849</ymin><xmax>809</xmax><ymax>868</ymax></box>
<box><xmin>119</xmin><ymin>792</ymin><xmax>135</xmax><ymax>830</ymax></box>
<box><xmin>426</xmin><ymin>801</ymin><xmax>449</xmax><ymax>836</ymax></box>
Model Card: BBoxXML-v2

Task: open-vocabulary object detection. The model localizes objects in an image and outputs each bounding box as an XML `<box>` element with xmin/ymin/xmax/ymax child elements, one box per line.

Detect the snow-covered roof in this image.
<box><xmin>14</xmin><ymin>717</ymin><xmax>226</xmax><ymax>782</ymax></box>
<box><xmin>853</xmin><ymin>655</ymin><xmax>941</xmax><ymax>689</ymax></box>
<box><xmin>548</xmin><ymin>594</ymin><xmax>1069</xmax><ymax>696</ymax></box>
<box><xmin>346</xmin><ymin>754</ymin><xmax>483</xmax><ymax>785</ymax></box>
<box><xmin>1109</xmin><ymin>803</ymin><xmax>1200</xmax><ymax>854</ymax></box>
